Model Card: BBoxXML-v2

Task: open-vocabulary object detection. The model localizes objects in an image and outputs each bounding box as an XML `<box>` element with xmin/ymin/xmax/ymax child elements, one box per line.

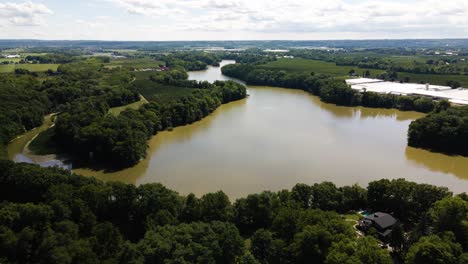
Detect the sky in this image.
<box><xmin>0</xmin><ymin>0</ymin><xmax>467</xmax><ymax>41</ymax></box>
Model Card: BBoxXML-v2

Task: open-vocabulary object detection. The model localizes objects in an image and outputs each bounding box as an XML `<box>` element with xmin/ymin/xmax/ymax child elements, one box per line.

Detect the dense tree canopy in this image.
<box><xmin>0</xmin><ymin>160</ymin><xmax>466</xmax><ymax>263</ymax></box>
<box><xmin>408</xmin><ymin>106</ymin><xmax>468</xmax><ymax>156</ymax></box>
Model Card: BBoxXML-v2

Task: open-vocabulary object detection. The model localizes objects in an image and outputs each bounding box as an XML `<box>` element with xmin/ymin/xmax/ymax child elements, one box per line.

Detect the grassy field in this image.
<box><xmin>260</xmin><ymin>58</ymin><xmax>468</xmax><ymax>87</ymax></box>
<box><xmin>108</xmin><ymin>95</ymin><xmax>149</xmax><ymax>116</ymax></box>
<box><xmin>0</xmin><ymin>58</ymin><xmax>21</xmax><ymax>63</ymax></box>
<box><xmin>134</xmin><ymin>80</ymin><xmax>195</xmax><ymax>103</ymax></box>
<box><xmin>0</xmin><ymin>63</ymin><xmax>59</xmax><ymax>73</ymax></box>
<box><xmin>260</xmin><ymin>58</ymin><xmax>384</xmax><ymax>76</ymax></box>
<box><xmin>1</xmin><ymin>48</ymin><xmax>25</xmax><ymax>53</ymax></box>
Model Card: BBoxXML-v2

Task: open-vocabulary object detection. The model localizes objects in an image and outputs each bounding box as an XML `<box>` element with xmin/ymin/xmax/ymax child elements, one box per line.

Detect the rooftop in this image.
<box><xmin>364</xmin><ymin>212</ymin><xmax>397</xmax><ymax>230</ymax></box>
<box><xmin>346</xmin><ymin>78</ymin><xmax>468</xmax><ymax>105</ymax></box>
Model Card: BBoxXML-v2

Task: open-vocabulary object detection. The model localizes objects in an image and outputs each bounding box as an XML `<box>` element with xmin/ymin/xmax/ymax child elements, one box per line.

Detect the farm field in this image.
<box><xmin>0</xmin><ymin>58</ymin><xmax>21</xmax><ymax>63</ymax></box>
<box><xmin>0</xmin><ymin>63</ymin><xmax>59</xmax><ymax>73</ymax></box>
<box><xmin>133</xmin><ymin>80</ymin><xmax>196</xmax><ymax>103</ymax></box>
<box><xmin>259</xmin><ymin>58</ymin><xmax>385</xmax><ymax>76</ymax></box>
<box><xmin>260</xmin><ymin>58</ymin><xmax>468</xmax><ymax>87</ymax></box>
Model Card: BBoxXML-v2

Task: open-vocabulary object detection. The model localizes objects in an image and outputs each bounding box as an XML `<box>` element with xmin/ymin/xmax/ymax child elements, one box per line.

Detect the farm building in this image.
<box><xmin>346</xmin><ymin>78</ymin><xmax>468</xmax><ymax>105</ymax></box>
<box><xmin>3</xmin><ymin>54</ymin><xmax>21</xmax><ymax>59</ymax></box>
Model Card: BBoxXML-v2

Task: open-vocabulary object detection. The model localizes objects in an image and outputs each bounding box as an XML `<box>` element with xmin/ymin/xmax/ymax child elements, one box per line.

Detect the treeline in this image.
<box><xmin>53</xmin><ymin>79</ymin><xmax>246</xmax><ymax>167</ymax></box>
<box><xmin>223</xmin><ymin>50</ymin><xmax>277</xmax><ymax>65</ymax></box>
<box><xmin>222</xmin><ymin>63</ymin><xmax>441</xmax><ymax>113</ymax></box>
<box><xmin>0</xmin><ymin>160</ymin><xmax>466</xmax><ymax>263</ymax></box>
<box><xmin>25</xmin><ymin>53</ymin><xmax>78</xmax><ymax>64</ymax></box>
<box><xmin>408</xmin><ymin>106</ymin><xmax>468</xmax><ymax>156</ymax></box>
<box><xmin>0</xmin><ymin>75</ymin><xmax>50</xmax><ymax>158</ymax></box>
<box><xmin>154</xmin><ymin>51</ymin><xmax>222</xmax><ymax>71</ymax></box>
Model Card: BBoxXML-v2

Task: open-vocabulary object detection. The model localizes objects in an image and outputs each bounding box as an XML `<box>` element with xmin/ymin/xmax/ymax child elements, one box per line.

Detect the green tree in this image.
<box><xmin>430</xmin><ymin>196</ymin><xmax>468</xmax><ymax>249</ymax></box>
<box><xmin>239</xmin><ymin>252</ymin><xmax>261</xmax><ymax>264</ymax></box>
<box><xmin>405</xmin><ymin>233</ymin><xmax>463</xmax><ymax>264</ymax></box>
<box><xmin>200</xmin><ymin>191</ymin><xmax>232</xmax><ymax>222</ymax></box>
<box><xmin>325</xmin><ymin>237</ymin><xmax>392</xmax><ymax>264</ymax></box>
<box><xmin>291</xmin><ymin>225</ymin><xmax>333</xmax><ymax>263</ymax></box>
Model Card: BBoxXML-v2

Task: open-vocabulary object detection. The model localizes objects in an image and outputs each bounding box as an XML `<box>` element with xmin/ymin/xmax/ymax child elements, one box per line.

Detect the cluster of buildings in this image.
<box><xmin>346</xmin><ymin>78</ymin><xmax>468</xmax><ymax>105</ymax></box>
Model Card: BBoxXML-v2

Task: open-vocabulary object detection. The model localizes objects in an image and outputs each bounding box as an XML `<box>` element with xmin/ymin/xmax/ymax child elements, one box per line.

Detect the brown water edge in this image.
<box><xmin>7</xmin><ymin>114</ymin><xmax>71</xmax><ymax>169</ymax></box>
<box><xmin>73</xmin><ymin>86</ymin><xmax>468</xmax><ymax>199</ymax></box>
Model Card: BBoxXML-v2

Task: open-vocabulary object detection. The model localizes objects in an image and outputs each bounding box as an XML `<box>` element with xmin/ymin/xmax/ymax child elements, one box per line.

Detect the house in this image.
<box><xmin>358</xmin><ymin>212</ymin><xmax>398</xmax><ymax>240</ymax></box>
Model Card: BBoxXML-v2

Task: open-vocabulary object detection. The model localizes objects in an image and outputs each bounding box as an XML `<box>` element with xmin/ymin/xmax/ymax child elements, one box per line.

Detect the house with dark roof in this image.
<box><xmin>358</xmin><ymin>212</ymin><xmax>398</xmax><ymax>240</ymax></box>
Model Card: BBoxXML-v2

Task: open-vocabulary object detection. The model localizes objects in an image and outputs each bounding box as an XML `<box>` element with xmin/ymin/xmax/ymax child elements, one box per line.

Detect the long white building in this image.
<box><xmin>346</xmin><ymin>78</ymin><xmax>468</xmax><ymax>105</ymax></box>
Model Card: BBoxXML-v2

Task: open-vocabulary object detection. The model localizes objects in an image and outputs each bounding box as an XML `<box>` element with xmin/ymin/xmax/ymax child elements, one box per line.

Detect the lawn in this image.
<box><xmin>108</xmin><ymin>95</ymin><xmax>149</xmax><ymax>116</ymax></box>
<box><xmin>343</xmin><ymin>213</ymin><xmax>363</xmax><ymax>228</ymax></box>
<box><xmin>260</xmin><ymin>58</ymin><xmax>468</xmax><ymax>87</ymax></box>
<box><xmin>134</xmin><ymin>80</ymin><xmax>196</xmax><ymax>103</ymax></box>
<box><xmin>0</xmin><ymin>63</ymin><xmax>59</xmax><ymax>73</ymax></box>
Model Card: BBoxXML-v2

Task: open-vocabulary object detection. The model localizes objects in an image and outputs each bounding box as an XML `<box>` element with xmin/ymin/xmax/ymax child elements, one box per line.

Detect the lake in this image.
<box><xmin>72</xmin><ymin>60</ymin><xmax>468</xmax><ymax>198</ymax></box>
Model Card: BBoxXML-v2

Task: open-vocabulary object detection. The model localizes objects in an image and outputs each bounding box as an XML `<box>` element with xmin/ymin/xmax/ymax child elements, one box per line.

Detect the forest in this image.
<box><xmin>408</xmin><ymin>105</ymin><xmax>468</xmax><ymax>155</ymax></box>
<box><xmin>0</xmin><ymin>160</ymin><xmax>466</xmax><ymax>264</ymax></box>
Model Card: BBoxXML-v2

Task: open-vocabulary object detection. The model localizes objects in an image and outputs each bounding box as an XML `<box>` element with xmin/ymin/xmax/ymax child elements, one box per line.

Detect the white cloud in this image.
<box><xmin>0</xmin><ymin>1</ymin><xmax>53</xmax><ymax>26</ymax></box>
<box><xmin>2</xmin><ymin>0</ymin><xmax>468</xmax><ymax>40</ymax></box>
<box><xmin>108</xmin><ymin>0</ymin><xmax>468</xmax><ymax>37</ymax></box>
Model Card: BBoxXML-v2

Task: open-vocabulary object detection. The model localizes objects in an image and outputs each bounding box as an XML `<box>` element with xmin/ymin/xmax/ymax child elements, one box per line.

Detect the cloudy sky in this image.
<box><xmin>0</xmin><ymin>0</ymin><xmax>467</xmax><ymax>40</ymax></box>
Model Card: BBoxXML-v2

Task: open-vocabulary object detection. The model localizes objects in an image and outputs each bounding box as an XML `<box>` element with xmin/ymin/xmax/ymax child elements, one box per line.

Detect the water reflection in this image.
<box><xmin>309</xmin><ymin>94</ymin><xmax>424</xmax><ymax>121</ymax></box>
<box><xmin>406</xmin><ymin>147</ymin><xmax>468</xmax><ymax>180</ymax></box>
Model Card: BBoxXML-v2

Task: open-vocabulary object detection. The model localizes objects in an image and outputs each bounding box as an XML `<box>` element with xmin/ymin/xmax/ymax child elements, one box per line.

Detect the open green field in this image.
<box><xmin>0</xmin><ymin>58</ymin><xmax>21</xmax><ymax>63</ymax></box>
<box><xmin>106</xmin><ymin>58</ymin><xmax>165</xmax><ymax>69</ymax></box>
<box><xmin>134</xmin><ymin>80</ymin><xmax>195</xmax><ymax>103</ymax></box>
<box><xmin>0</xmin><ymin>63</ymin><xmax>59</xmax><ymax>73</ymax></box>
<box><xmin>108</xmin><ymin>95</ymin><xmax>149</xmax><ymax>116</ymax></box>
<box><xmin>260</xmin><ymin>58</ymin><xmax>468</xmax><ymax>87</ymax></box>
<box><xmin>260</xmin><ymin>58</ymin><xmax>385</xmax><ymax>76</ymax></box>
<box><xmin>1</xmin><ymin>48</ymin><xmax>25</xmax><ymax>53</ymax></box>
